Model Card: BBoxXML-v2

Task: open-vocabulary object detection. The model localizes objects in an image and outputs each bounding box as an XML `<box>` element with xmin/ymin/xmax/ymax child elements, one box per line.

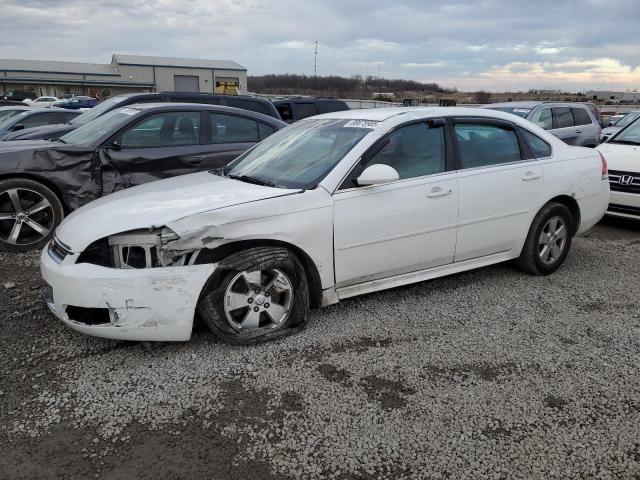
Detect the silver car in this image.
<box><xmin>600</xmin><ymin>110</ymin><xmax>640</xmax><ymax>143</ymax></box>
<box><xmin>482</xmin><ymin>101</ymin><xmax>601</xmax><ymax>147</ymax></box>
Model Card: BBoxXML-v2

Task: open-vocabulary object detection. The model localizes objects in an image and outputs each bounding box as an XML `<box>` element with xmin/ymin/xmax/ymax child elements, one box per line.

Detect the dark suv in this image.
<box><xmin>1</xmin><ymin>90</ymin><xmax>37</xmax><ymax>102</ymax></box>
<box><xmin>272</xmin><ymin>97</ymin><xmax>349</xmax><ymax>123</ymax></box>
<box><xmin>2</xmin><ymin>92</ymin><xmax>282</xmax><ymax>141</ymax></box>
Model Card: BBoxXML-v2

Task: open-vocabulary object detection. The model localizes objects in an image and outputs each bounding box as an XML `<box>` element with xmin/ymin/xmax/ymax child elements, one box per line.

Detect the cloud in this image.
<box><xmin>0</xmin><ymin>0</ymin><xmax>638</xmax><ymax>91</ymax></box>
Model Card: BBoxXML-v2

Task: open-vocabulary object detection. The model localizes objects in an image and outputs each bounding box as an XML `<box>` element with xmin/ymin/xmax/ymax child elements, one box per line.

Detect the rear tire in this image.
<box><xmin>0</xmin><ymin>178</ymin><xmax>64</xmax><ymax>253</ymax></box>
<box><xmin>515</xmin><ymin>202</ymin><xmax>574</xmax><ymax>275</ymax></box>
<box><xmin>197</xmin><ymin>247</ymin><xmax>310</xmax><ymax>344</ymax></box>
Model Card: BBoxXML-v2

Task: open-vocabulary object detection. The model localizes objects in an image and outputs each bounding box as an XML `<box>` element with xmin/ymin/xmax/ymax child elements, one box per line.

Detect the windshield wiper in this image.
<box><xmin>52</xmin><ymin>137</ymin><xmax>67</xmax><ymax>144</ymax></box>
<box><xmin>228</xmin><ymin>174</ymin><xmax>275</xmax><ymax>187</ymax></box>
<box><xmin>609</xmin><ymin>139</ymin><xmax>640</xmax><ymax>146</ymax></box>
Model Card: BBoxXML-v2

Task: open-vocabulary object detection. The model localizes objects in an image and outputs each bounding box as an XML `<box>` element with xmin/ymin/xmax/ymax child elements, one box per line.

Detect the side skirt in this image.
<box><xmin>333</xmin><ymin>251</ymin><xmax>516</xmax><ymax>301</ymax></box>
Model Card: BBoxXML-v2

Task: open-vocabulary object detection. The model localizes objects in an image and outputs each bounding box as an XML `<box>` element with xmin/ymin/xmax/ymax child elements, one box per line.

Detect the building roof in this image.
<box><xmin>0</xmin><ymin>58</ymin><xmax>118</xmax><ymax>76</ymax></box>
<box><xmin>112</xmin><ymin>54</ymin><xmax>245</xmax><ymax>71</ymax></box>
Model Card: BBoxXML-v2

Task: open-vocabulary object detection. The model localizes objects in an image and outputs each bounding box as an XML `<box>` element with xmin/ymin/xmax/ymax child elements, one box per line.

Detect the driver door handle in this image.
<box><xmin>522</xmin><ymin>171</ymin><xmax>541</xmax><ymax>182</ymax></box>
<box><xmin>575</xmin><ymin>129</ymin><xmax>582</xmax><ymax>134</ymax></box>
<box><xmin>427</xmin><ymin>187</ymin><xmax>453</xmax><ymax>198</ymax></box>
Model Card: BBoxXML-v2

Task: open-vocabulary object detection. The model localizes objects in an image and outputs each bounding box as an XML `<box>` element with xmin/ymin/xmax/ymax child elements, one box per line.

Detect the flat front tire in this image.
<box><xmin>516</xmin><ymin>202</ymin><xmax>574</xmax><ymax>275</ymax></box>
<box><xmin>197</xmin><ymin>247</ymin><xmax>310</xmax><ymax>344</ymax></box>
<box><xmin>0</xmin><ymin>178</ymin><xmax>64</xmax><ymax>253</ymax></box>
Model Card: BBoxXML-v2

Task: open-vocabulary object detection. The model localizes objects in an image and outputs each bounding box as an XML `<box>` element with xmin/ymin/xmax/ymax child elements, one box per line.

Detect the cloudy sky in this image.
<box><xmin>1</xmin><ymin>0</ymin><xmax>639</xmax><ymax>92</ymax></box>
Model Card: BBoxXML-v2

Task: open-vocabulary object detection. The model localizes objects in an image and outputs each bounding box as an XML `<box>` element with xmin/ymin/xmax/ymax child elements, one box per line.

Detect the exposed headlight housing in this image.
<box><xmin>76</xmin><ymin>227</ymin><xmax>194</xmax><ymax>269</ymax></box>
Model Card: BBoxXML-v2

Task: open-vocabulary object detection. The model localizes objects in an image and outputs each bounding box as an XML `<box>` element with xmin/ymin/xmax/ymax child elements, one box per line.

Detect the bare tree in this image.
<box><xmin>474</xmin><ymin>90</ymin><xmax>492</xmax><ymax>104</ymax></box>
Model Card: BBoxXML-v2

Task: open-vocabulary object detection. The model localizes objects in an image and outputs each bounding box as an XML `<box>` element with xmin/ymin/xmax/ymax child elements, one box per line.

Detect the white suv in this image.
<box><xmin>41</xmin><ymin>108</ymin><xmax>610</xmax><ymax>344</ymax></box>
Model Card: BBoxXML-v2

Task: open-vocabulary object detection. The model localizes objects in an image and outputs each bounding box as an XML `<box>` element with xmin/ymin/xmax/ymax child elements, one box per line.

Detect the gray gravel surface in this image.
<box><xmin>1</xmin><ymin>217</ymin><xmax>639</xmax><ymax>479</ymax></box>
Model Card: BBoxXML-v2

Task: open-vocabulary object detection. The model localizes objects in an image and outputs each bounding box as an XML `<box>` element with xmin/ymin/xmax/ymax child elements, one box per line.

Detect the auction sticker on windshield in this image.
<box><xmin>343</xmin><ymin>120</ymin><xmax>381</xmax><ymax>128</ymax></box>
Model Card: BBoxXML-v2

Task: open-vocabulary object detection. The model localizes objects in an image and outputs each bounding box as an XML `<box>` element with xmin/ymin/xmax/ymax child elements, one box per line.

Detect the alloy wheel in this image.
<box><xmin>0</xmin><ymin>188</ymin><xmax>54</xmax><ymax>246</ymax></box>
<box><xmin>538</xmin><ymin>215</ymin><xmax>567</xmax><ymax>265</ymax></box>
<box><xmin>223</xmin><ymin>269</ymin><xmax>294</xmax><ymax>331</ymax></box>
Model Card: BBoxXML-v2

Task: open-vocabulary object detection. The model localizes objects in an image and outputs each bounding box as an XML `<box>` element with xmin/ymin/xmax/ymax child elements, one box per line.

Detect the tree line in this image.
<box><xmin>248</xmin><ymin>74</ymin><xmax>456</xmax><ymax>99</ymax></box>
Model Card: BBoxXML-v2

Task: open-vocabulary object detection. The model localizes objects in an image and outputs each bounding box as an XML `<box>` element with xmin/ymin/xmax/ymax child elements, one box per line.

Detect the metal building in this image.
<box><xmin>0</xmin><ymin>54</ymin><xmax>247</xmax><ymax>99</ymax></box>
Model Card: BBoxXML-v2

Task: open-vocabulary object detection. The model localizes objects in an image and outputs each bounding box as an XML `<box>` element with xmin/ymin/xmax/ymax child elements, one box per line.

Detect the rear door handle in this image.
<box><xmin>427</xmin><ymin>187</ymin><xmax>453</xmax><ymax>198</ymax></box>
<box><xmin>186</xmin><ymin>156</ymin><xmax>205</xmax><ymax>165</ymax></box>
<box><xmin>575</xmin><ymin>129</ymin><xmax>582</xmax><ymax>134</ymax></box>
<box><xmin>522</xmin><ymin>172</ymin><xmax>541</xmax><ymax>182</ymax></box>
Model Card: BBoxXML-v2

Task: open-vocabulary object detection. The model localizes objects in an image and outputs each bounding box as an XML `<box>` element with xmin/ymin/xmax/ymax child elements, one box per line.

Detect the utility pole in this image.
<box><xmin>314</xmin><ymin>41</ymin><xmax>318</xmax><ymax>77</ymax></box>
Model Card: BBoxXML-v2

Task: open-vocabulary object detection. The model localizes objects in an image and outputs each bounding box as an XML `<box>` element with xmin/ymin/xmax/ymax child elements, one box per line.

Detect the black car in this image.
<box><xmin>2</xmin><ymin>92</ymin><xmax>282</xmax><ymax>141</ymax></box>
<box><xmin>272</xmin><ymin>97</ymin><xmax>349</xmax><ymax>123</ymax></box>
<box><xmin>0</xmin><ymin>103</ymin><xmax>287</xmax><ymax>251</ymax></box>
<box><xmin>1</xmin><ymin>90</ymin><xmax>37</xmax><ymax>102</ymax></box>
<box><xmin>53</xmin><ymin>96</ymin><xmax>98</xmax><ymax>109</ymax></box>
<box><xmin>0</xmin><ymin>108</ymin><xmax>81</xmax><ymax>140</ymax></box>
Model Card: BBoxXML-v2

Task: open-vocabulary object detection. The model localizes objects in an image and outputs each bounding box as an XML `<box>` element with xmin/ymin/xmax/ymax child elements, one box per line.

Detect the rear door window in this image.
<box><xmin>275</xmin><ymin>103</ymin><xmax>293</xmax><ymax>121</ymax></box>
<box><xmin>454</xmin><ymin>123</ymin><xmax>522</xmax><ymax>168</ymax></box>
<box><xmin>572</xmin><ymin>108</ymin><xmax>592</xmax><ymax>126</ymax></box>
<box><xmin>554</xmin><ymin>107</ymin><xmax>574</xmax><ymax>129</ymax></box>
<box><xmin>210</xmin><ymin>113</ymin><xmax>260</xmax><ymax>143</ymax></box>
<box><xmin>20</xmin><ymin>112</ymin><xmax>59</xmax><ymax>128</ymax></box>
<box><xmin>292</xmin><ymin>103</ymin><xmax>319</xmax><ymax>120</ymax></box>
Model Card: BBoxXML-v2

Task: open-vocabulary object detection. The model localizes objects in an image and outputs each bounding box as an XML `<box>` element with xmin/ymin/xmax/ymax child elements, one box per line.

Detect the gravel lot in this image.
<box><xmin>1</xmin><ymin>217</ymin><xmax>639</xmax><ymax>480</ymax></box>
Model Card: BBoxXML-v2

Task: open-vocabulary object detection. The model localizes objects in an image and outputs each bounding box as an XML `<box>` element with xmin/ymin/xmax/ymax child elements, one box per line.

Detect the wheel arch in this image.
<box><xmin>0</xmin><ymin>173</ymin><xmax>69</xmax><ymax>212</ymax></box>
<box><xmin>193</xmin><ymin>239</ymin><xmax>324</xmax><ymax>309</ymax></box>
<box><xmin>543</xmin><ymin>195</ymin><xmax>581</xmax><ymax>235</ymax></box>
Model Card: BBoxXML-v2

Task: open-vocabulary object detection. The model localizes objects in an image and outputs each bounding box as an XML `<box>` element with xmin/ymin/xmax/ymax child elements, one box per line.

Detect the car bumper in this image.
<box><xmin>576</xmin><ymin>178</ymin><xmax>610</xmax><ymax>234</ymax></box>
<box><xmin>607</xmin><ymin>190</ymin><xmax>640</xmax><ymax>219</ymax></box>
<box><xmin>40</xmin><ymin>247</ymin><xmax>216</xmax><ymax>342</ymax></box>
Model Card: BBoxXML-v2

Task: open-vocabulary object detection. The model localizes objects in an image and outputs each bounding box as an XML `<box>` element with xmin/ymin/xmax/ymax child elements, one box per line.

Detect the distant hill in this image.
<box><xmin>247</xmin><ymin>74</ymin><xmax>455</xmax><ymax>99</ymax></box>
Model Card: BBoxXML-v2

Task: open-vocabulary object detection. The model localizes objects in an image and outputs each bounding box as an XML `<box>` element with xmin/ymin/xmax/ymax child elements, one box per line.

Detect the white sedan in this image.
<box><xmin>597</xmin><ymin>116</ymin><xmax>640</xmax><ymax>219</ymax></box>
<box><xmin>41</xmin><ymin>107</ymin><xmax>609</xmax><ymax>343</ymax></box>
<box><xmin>23</xmin><ymin>96</ymin><xmax>59</xmax><ymax>108</ymax></box>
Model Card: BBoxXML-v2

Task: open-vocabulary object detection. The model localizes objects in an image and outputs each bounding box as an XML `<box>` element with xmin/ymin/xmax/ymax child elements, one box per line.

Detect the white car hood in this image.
<box><xmin>597</xmin><ymin>142</ymin><xmax>640</xmax><ymax>173</ymax></box>
<box><xmin>56</xmin><ymin>171</ymin><xmax>301</xmax><ymax>251</ymax></box>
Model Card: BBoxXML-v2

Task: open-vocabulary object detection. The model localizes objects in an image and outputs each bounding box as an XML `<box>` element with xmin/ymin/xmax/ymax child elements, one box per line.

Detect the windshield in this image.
<box><xmin>60</xmin><ymin>107</ymin><xmax>140</xmax><ymax>146</ymax></box>
<box><xmin>223</xmin><ymin>119</ymin><xmax>372</xmax><ymax>189</ymax></box>
<box><xmin>485</xmin><ymin>106</ymin><xmax>532</xmax><ymax>118</ymax></box>
<box><xmin>0</xmin><ymin>110</ymin><xmax>29</xmax><ymax>130</ymax></box>
<box><xmin>610</xmin><ymin>117</ymin><xmax>640</xmax><ymax>145</ymax></box>
<box><xmin>614</xmin><ymin>112</ymin><xmax>640</xmax><ymax>128</ymax></box>
<box><xmin>0</xmin><ymin>109</ymin><xmax>26</xmax><ymax>124</ymax></box>
<box><xmin>70</xmin><ymin>95</ymin><xmax>129</xmax><ymax>126</ymax></box>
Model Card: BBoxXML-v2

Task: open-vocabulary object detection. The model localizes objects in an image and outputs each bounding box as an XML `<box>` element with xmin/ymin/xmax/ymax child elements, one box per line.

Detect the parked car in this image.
<box><xmin>53</xmin><ymin>96</ymin><xmax>98</xmax><ymax>110</ymax></box>
<box><xmin>1</xmin><ymin>90</ymin><xmax>37</xmax><ymax>102</ymax></box>
<box><xmin>600</xmin><ymin>110</ymin><xmax>640</xmax><ymax>143</ymax></box>
<box><xmin>0</xmin><ymin>103</ymin><xmax>286</xmax><ymax>252</ymax></box>
<box><xmin>0</xmin><ymin>108</ymin><xmax>81</xmax><ymax>140</ymax></box>
<box><xmin>24</xmin><ymin>96</ymin><xmax>59</xmax><ymax>108</ymax></box>
<box><xmin>40</xmin><ymin>107</ymin><xmax>609</xmax><ymax>343</ymax></box>
<box><xmin>2</xmin><ymin>92</ymin><xmax>282</xmax><ymax>141</ymax></box>
<box><xmin>272</xmin><ymin>97</ymin><xmax>349</xmax><ymax>123</ymax></box>
<box><xmin>481</xmin><ymin>102</ymin><xmax>601</xmax><ymax>147</ymax></box>
<box><xmin>0</xmin><ymin>106</ymin><xmax>32</xmax><ymax>123</ymax></box>
<box><xmin>596</xmin><ymin>116</ymin><xmax>640</xmax><ymax>219</ymax></box>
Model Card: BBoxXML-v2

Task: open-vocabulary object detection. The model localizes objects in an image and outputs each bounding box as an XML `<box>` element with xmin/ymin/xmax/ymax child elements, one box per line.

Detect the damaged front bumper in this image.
<box><xmin>40</xmin><ymin>246</ymin><xmax>216</xmax><ymax>341</ymax></box>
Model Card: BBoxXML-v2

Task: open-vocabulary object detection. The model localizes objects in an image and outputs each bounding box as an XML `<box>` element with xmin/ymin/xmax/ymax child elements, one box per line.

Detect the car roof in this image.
<box><xmin>0</xmin><ymin>106</ymin><xmax>30</xmax><ymax>111</ymax></box>
<box><xmin>125</xmin><ymin>102</ymin><xmax>286</xmax><ymax>125</ymax></box>
<box><xmin>311</xmin><ymin>106</ymin><xmax>567</xmax><ymax>128</ymax></box>
<box><xmin>482</xmin><ymin>101</ymin><xmax>541</xmax><ymax>109</ymax></box>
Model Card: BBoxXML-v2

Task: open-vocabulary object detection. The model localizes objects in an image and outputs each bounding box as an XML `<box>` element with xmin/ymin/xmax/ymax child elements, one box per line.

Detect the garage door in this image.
<box><xmin>174</xmin><ymin>75</ymin><xmax>200</xmax><ymax>92</ymax></box>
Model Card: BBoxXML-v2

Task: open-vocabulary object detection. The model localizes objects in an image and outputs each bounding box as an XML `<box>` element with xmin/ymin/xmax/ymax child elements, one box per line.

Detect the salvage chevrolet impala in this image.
<box><xmin>41</xmin><ymin>107</ymin><xmax>610</xmax><ymax>344</ymax></box>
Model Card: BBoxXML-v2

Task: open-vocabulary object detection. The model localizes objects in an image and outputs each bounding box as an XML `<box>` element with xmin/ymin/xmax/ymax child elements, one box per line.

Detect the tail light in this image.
<box><xmin>598</xmin><ymin>151</ymin><xmax>608</xmax><ymax>178</ymax></box>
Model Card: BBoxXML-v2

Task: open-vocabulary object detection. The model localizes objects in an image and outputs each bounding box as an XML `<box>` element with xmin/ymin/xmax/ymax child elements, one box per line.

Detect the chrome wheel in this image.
<box><xmin>538</xmin><ymin>216</ymin><xmax>567</xmax><ymax>265</ymax></box>
<box><xmin>0</xmin><ymin>188</ymin><xmax>54</xmax><ymax>246</ymax></box>
<box><xmin>223</xmin><ymin>269</ymin><xmax>294</xmax><ymax>331</ymax></box>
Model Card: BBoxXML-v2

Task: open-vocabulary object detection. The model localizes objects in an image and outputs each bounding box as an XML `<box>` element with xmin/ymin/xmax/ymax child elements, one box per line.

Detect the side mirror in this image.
<box><xmin>111</xmin><ymin>140</ymin><xmax>122</xmax><ymax>149</ymax></box>
<box><xmin>12</xmin><ymin>124</ymin><xmax>24</xmax><ymax>131</ymax></box>
<box><xmin>608</xmin><ymin>121</ymin><xmax>614</xmax><ymax>127</ymax></box>
<box><xmin>356</xmin><ymin>164</ymin><xmax>399</xmax><ymax>186</ymax></box>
